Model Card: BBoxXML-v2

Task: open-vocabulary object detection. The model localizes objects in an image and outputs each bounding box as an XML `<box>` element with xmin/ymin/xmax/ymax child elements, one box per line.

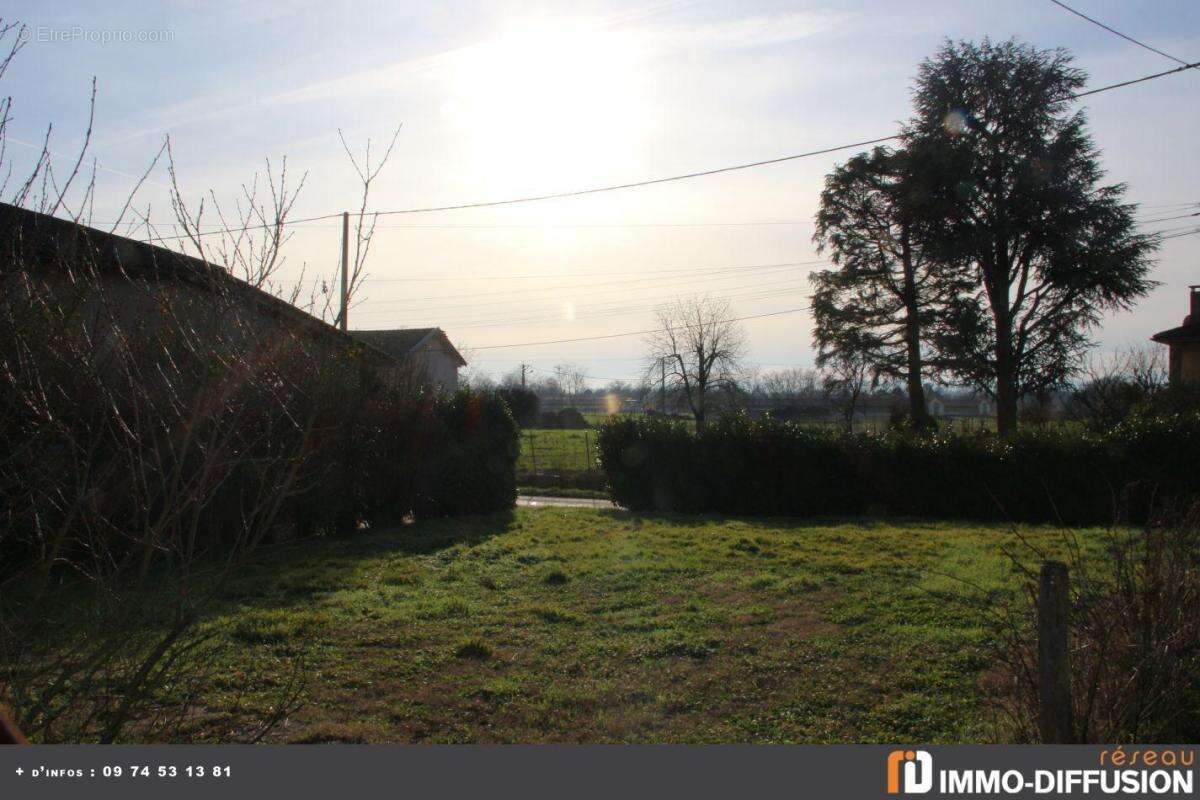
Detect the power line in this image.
<box><xmin>356</xmin><ymin>262</ymin><xmax>815</xmax><ymax>308</ymax></box>
<box><xmin>332</xmin><ymin>62</ymin><xmax>1200</xmax><ymax>216</ymax></box>
<box><xmin>1072</xmin><ymin>59</ymin><xmax>1199</xmax><ymax>98</ymax></box>
<box><xmin>357</xmin><ymin>288</ymin><xmax>809</xmax><ymax>332</ymax></box>
<box><xmin>1137</xmin><ymin>210</ymin><xmax>1200</xmax><ymax>225</ymax></box>
<box><xmin>352</xmin><ymin>280</ymin><xmax>808</xmax><ymax>331</ymax></box>
<box><xmin>523</xmin><ymin>364</ymin><xmax>647</xmax><ymax>385</ymax></box>
<box><xmin>371</xmin><ymin>281</ymin><xmax>810</xmax><ymax>330</ymax></box>
<box><xmin>1160</xmin><ymin>227</ymin><xmax>1200</xmax><ymax>241</ymax></box>
<box><xmin>365</xmin><ymin>138</ymin><xmax>900</xmax><ymax>217</ymax></box>
<box><xmin>360</xmin><ymin>260</ymin><xmax>826</xmax><ymax>283</ymax></box>
<box><xmin>1049</xmin><ymin>0</ymin><xmax>1190</xmax><ymax>66</ymax></box>
<box><xmin>468</xmin><ymin>307</ymin><xmax>808</xmax><ymax>350</ymax></box>
<box><xmin>355</xmin><ymin>57</ymin><xmax>1199</xmax><ymax>218</ymax></box>
<box><xmin>1138</xmin><ymin>200</ymin><xmax>1200</xmax><ymax>209</ymax></box>
<box><xmin>252</xmin><ymin>219</ymin><xmax>816</xmax><ymax>231</ymax></box>
<box><xmin>127</xmin><ymin>60</ymin><xmax>1200</xmax><ymax>244</ymax></box>
<box><xmin>1148</xmin><ymin>223</ymin><xmax>1200</xmax><ymax>236</ymax></box>
<box><xmin>93</xmin><ymin>206</ymin><xmax>1198</xmax><ymax>234</ymax></box>
<box><xmin>134</xmin><ymin>212</ymin><xmax>344</xmax><ymax>244</ymax></box>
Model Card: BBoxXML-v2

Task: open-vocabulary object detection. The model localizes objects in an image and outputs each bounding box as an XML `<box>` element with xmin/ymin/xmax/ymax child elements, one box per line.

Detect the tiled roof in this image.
<box><xmin>349</xmin><ymin>328</ymin><xmax>466</xmax><ymax>366</ymax></box>
<box><xmin>1151</xmin><ymin>323</ymin><xmax>1200</xmax><ymax>345</ymax></box>
<box><xmin>0</xmin><ymin>202</ymin><xmax>395</xmax><ymax>365</ymax></box>
<box><xmin>350</xmin><ymin>328</ymin><xmax>437</xmax><ymax>355</ymax></box>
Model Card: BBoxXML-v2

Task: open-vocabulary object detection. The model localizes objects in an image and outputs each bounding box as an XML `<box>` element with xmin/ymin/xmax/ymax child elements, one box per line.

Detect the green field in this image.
<box><xmin>156</xmin><ymin>508</ymin><xmax>1090</xmax><ymax>743</ymax></box>
<box><xmin>517</xmin><ymin>428</ymin><xmax>600</xmax><ymax>474</ymax></box>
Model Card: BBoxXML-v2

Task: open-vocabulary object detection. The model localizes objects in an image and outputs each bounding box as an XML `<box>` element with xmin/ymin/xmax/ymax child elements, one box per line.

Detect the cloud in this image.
<box><xmin>93</xmin><ymin>0</ymin><xmax>704</xmax><ymax>150</ymax></box>
<box><xmin>95</xmin><ymin>5</ymin><xmax>852</xmax><ymax>151</ymax></box>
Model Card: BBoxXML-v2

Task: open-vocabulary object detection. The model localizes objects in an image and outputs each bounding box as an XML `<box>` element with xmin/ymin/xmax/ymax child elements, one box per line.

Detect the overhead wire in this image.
<box><xmin>1049</xmin><ymin>0</ymin><xmax>1190</xmax><ymax>66</ymax></box>
<box><xmin>466</xmin><ymin>307</ymin><xmax>810</xmax><ymax>350</ymax></box>
<box><xmin>129</xmin><ymin>60</ymin><xmax>1200</xmax><ymax>243</ymax></box>
<box><xmin>354</xmin><ymin>261</ymin><xmax>817</xmax><ymax>310</ymax></box>
<box><xmin>352</xmin><ymin>275</ymin><xmax>809</xmax><ymax>328</ymax></box>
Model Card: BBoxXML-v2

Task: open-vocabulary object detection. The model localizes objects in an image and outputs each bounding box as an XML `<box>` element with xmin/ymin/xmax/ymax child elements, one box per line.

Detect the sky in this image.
<box><xmin>3</xmin><ymin>0</ymin><xmax>1198</xmax><ymax>387</ymax></box>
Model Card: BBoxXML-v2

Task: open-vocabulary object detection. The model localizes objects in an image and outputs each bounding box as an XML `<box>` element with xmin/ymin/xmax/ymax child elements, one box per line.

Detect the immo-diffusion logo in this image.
<box><xmin>884</xmin><ymin>747</ymin><xmax>1196</xmax><ymax>796</ymax></box>
<box><xmin>887</xmin><ymin>749</ymin><xmax>933</xmax><ymax>794</ymax></box>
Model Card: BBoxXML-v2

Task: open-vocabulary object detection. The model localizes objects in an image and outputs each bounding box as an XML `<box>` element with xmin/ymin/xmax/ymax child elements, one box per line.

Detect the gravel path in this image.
<box><xmin>516</xmin><ymin>495</ymin><xmax>615</xmax><ymax>509</ymax></box>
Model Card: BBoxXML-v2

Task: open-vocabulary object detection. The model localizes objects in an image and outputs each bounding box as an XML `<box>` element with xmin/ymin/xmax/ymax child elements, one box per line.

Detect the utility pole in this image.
<box><xmin>339</xmin><ymin>211</ymin><xmax>350</xmax><ymax>332</ymax></box>
<box><xmin>520</xmin><ymin>363</ymin><xmax>527</xmax><ymax>389</ymax></box>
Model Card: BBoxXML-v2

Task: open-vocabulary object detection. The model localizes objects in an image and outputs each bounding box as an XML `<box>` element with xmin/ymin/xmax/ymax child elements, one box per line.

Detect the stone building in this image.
<box><xmin>1151</xmin><ymin>285</ymin><xmax>1200</xmax><ymax>385</ymax></box>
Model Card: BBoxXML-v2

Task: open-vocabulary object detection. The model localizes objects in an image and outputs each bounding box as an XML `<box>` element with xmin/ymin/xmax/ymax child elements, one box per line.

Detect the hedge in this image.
<box><xmin>596</xmin><ymin>413</ymin><xmax>1200</xmax><ymax>524</ymax></box>
<box><xmin>287</xmin><ymin>388</ymin><xmax>519</xmax><ymax>534</ymax></box>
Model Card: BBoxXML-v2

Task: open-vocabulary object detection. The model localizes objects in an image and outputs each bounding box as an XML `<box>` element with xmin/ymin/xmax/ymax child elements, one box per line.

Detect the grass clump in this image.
<box><xmin>454</xmin><ymin>640</ymin><xmax>494</xmax><ymax>660</ymax></box>
<box><xmin>543</xmin><ymin>569</ymin><xmax>570</xmax><ymax>586</ymax></box>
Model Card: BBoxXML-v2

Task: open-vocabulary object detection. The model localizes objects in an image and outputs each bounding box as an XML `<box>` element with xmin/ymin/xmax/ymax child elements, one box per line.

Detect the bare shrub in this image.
<box><xmin>0</xmin><ymin>210</ymin><xmax>318</xmax><ymax>742</ymax></box>
<box><xmin>1064</xmin><ymin>346</ymin><xmax>1169</xmax><ymax>432</ymax></box>
<box><xmin>990</xmin><ymin>504</ymin><xmax>1200</xmax><ymax>742</ymax></box>
<box><xmin>0</xmin><ymin>18</ymin><xmax>496</xmax><ymax>744</ymax></box>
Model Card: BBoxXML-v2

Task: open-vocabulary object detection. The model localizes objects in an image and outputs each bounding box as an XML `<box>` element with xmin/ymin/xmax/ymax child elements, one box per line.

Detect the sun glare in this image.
<box><xmin>442</xmin><ymin>25</ymin><xmax>648</xmax><ymax>193</ymax></box>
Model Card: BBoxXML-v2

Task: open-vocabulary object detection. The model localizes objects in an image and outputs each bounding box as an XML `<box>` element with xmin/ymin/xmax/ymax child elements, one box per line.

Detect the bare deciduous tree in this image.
<box><xmin>334</xmin><ymin>125</ymin><xmax>402</xmax><ymax>328</ymax></box>
<box><xmin>1064</xmin><ymin>345</ymin><xmax>1169</xmax><ymax>431</ymax></box>
<box><xmin>162</xmin><ymin>137</ymin><xmax>307</xmax><ymax>293</ymax></box>
<box><xmin>0</xmin><ymin>26</ymin><xmax>309</xmax><ymax>742</ymax></box>
<box><xmin>822</xmin><ymin>350</ymin><xmax>871</xmax><ymax>432</ymax></box>
<box><xmin>644</xmin><ymin>296</ymin><xmax>746</xmax><ymax>429</ymax></box>
<box><xmin>554</xmin><ymin>362</ymin><xmax>588</xmax><ymax>399</ymax></box>
<box><xmin>754</xmin><ymin>367</ymin><xmax>822</xmax><ymax>403</ymax></box>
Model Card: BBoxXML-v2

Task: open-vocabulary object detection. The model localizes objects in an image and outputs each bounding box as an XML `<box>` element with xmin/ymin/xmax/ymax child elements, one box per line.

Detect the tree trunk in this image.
<box><xmin>904</xmin><ymin>343</ymin><xmax>932</xmax><ymax>432</ymax></box>
<box><xmin>692</xmin><ymin>379</ymin><xmax>707</xmax><ymax>431</ymax></box>
<box><xmin>993</xmin><ymin>306</ymin><xmax>1019</xmax><ymax>438</ymax></box>
<box><xmin>900</xmin><ymin>237</ymin><xmax>932</xmax><ymax>432</ymax></box>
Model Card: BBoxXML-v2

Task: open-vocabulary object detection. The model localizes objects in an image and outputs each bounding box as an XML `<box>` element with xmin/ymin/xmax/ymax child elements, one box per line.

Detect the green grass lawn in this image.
<box><xmin>175</xmin><ymin>508</ymin><xmax>1091</xmax><ymax>744</ymax></box>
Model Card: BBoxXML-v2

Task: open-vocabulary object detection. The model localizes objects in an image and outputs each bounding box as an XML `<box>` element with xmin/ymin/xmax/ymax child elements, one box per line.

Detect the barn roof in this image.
<box><xmin>349</xmin><ymin>328</ymin><xmax>467</xmax><ymax>366</ymax></box>
<box><xmin>0</xmin><ymin>201</ymin><xmax>395</xmax><ymax>366</ymax></box>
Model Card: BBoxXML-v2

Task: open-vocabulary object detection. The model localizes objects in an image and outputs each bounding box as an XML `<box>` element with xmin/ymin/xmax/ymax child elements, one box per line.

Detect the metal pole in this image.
<box><xmin>340</xmin><ymin>211</ymin><xmax>350</xmax><ymax>332</ymax></box>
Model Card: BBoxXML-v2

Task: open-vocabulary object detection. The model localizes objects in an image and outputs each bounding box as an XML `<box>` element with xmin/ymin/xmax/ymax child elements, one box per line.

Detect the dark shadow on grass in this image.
<box><xmin>372</xmin><ymin>509</ymin><xmax>518</xmax><ymax>555</ymax></box>
<box><xmin>174</xmin><ymin>509</ymin><xmax>519</xmax><ymax>621</ymax></box>
<box><xmin>237</xmin><ymin>508</ymin><xmax>516</xmax><ymax>575</ymax></box>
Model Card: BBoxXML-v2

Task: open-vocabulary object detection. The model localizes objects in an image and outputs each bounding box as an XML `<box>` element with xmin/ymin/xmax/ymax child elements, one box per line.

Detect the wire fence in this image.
<box><xmin>518</xmin><ymin>428</ymin><xmax>599</xmax><ymax>477</ymax></box>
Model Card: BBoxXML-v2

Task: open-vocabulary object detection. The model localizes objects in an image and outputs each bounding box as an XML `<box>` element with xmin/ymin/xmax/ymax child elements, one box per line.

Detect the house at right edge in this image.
<box><xmin>1152</xmin><ymin>285</ymin><xmax>1200</xmax><ymax>386</ymax></box>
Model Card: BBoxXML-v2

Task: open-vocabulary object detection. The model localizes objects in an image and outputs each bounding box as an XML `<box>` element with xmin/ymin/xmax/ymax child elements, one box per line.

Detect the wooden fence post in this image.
<box><xmin>1037</xmin><ymin>560</ymin><xmax>1073</xmax><ymax>743</ymax></box>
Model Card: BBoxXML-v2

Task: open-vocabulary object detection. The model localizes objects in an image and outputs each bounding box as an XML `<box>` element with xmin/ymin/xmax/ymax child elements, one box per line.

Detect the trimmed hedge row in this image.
<box><xmin>596</xmin><ymin>413</ymin><xmax>1200</xmax><ymax>524</ymax></box>
<box><xmin>289</xmin><ymin>388</ymin><xmax>519</xmax><ymax>535</ymax></box>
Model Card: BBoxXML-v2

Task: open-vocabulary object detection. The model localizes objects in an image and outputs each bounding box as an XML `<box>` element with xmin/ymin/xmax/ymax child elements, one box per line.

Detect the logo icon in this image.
<box><xmin>887</xmin><ymin>750</ymin><xmax>933</xmax><ymax>794</ymax></box>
